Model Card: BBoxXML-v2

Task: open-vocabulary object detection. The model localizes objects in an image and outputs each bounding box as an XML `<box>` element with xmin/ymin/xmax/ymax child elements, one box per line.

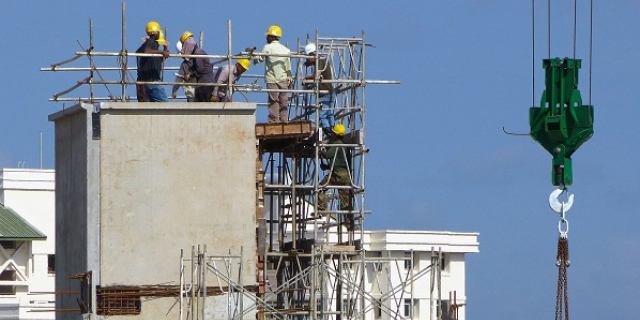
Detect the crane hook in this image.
<box><xmin>549</xmin><ymin>188</ymin><xmax>574</xmax><ymax>238</ymax></box>
<box><xmin>549</xmin><ymin>188</ymin><xmax>574</xmax><ymax>215</ymax></box>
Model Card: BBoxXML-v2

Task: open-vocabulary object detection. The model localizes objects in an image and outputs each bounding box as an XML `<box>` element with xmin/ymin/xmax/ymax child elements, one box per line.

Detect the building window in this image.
<box><xmin>404</xmin><ymin>252</ymin><xmax>412</xmax><ymax>270</ymax></box>
<box><xmin>375</xmin><ymin>298</ymin><xmax>382</xmax><ymax>319</ymax></box>
<box><xmin>441</xmin><ymin>253</ymin><xmax>447</xmax><ymax>271</ymax></box>
<box><xmin>0</xmin><ymin>270</ymin><xmax>17</xmax><ymax>295</ymax></box>
<box><xmin>403</xmin><ymin>299</ymin><xmax>411</xmax><ymax>317</ymax></box>
<box><xmin>48</xmin><ymin>255</ymin><xmax>55</xmax><ymax>275</ymax></box>
<box><xmin>0</xmin><ymin>241</ymin><xmax>16</xmax><ymax>249</ymax></box>
<box><xmin>441</xmin><ymin>300</ymin><xmax>450</xmax><ymax>320</ymax></box>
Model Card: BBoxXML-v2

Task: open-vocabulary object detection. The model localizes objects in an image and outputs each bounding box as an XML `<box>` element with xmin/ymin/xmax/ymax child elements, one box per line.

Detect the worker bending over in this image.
<box><xmin>180</xmin><ymin>32</ymin><xmax>214</xmax><ymax>102</ymax></box>
<box><xmin>211</xmin><ymin>59</ymin><xmax>250</xmax><ymax>102</ymax></box>
<box><xmin>171</xmin><ymin>32</ymin><xmax>196</xmax><ymax>102</ymax></box>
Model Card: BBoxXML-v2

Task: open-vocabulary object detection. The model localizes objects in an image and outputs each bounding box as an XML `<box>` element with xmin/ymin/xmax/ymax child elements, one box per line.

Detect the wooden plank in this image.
<box><xmin>256</xmin><ymin>121</ymin><xmax>313</xmax><ymax>139</ymax></box>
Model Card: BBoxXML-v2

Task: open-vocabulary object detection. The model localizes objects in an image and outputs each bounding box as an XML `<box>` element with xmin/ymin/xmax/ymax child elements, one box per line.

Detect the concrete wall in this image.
<box><xmin>99</xmin><ymin>102</ymin><xmax>256</xmax><ymax>284</ymax></box>
<box><xmin>49</xmin><ymin>104</ymin><xmax>99</xmax><ymax>320</ymax></box>
<box><xmin>50</xmin><ymin>102</ymin><xmax>257</xmax><ymax>320</ymax></box>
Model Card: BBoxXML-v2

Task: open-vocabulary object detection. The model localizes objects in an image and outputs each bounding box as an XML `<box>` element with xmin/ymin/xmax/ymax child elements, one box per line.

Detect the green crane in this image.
<box><xmin>529</xmin><ymin>57</ymin><xmax>594</xmax><ymax>186</ymax></box>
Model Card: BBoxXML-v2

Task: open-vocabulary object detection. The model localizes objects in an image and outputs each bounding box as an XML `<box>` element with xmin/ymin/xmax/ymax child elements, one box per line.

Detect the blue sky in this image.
<box><xmin>1</xmin><ymin>1</ymin><xmax>639</xmax><ymax>319</ymax></box>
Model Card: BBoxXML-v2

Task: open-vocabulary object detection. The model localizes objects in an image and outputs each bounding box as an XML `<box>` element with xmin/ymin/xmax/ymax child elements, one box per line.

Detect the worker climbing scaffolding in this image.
<box><xmin>526</xmin><ymin>1</ymin><xmax>594</xmax><ymax>319</ymax></box>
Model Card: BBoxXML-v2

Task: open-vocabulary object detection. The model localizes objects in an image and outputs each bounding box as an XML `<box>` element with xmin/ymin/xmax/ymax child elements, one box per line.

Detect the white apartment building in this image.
<box><xmin>265</xmin><ymin>198</ymin><xmax>479</xmax><ymax>320</ymax></box>
<box><xmin>267</xmin><ymin>225</ymin><xmax>478</xmax><ymax>320</ymax></box>
<box><xmin>363</xmin><ymin>230</ymin><xmax>479</xmax><ymax>320</ymax></box>
<box><xmin>0</xmin><ymin>169</ymin><xmax>55</xmax><ymax>320</ymax></box>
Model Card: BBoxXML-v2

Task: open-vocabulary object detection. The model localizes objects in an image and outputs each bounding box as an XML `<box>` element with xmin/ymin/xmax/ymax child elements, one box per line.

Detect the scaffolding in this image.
<box><xmin>177</xmin><ymin>247</ymin><xmax>443</xmax><ymax>320</ymax></box>
<box><xmin>39</xmin><ymin>5</ymin><xmax>464</xmax><ymax>320</ymax></box>
<box><xmin>255</xmin><ymin>31</ymin><xmax>370</xmax><ymax>320</ymax></box>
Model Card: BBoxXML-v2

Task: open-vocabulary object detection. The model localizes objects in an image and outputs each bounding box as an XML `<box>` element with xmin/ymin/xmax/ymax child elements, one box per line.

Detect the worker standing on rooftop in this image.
<box><xmin>180</xmin><ymin>32</ymin><xmax>215</xmax><ymax>102</ymax></box>
<box><xmin>318</xmin><ymin>124</ymin><xmax>352</xmax><ymax>213</ymax></box>
<box><xmin>304</xmin><ymin>43</ymin><xmax>335</xmax><ymax>135</ymax></box>
<box><xmin>211</xmin><ymin>59</ymin><xmax>250</xmax><ymax>102</ymax></box>
<box><xmin>136</xmin><ymin>21</ymin><xmax>170</xmax><ymax>102</ymax></box>
<box><xmin>254</xmin><ymin>25</ymin><xmax>292</xmax><ymax>123</ymax></box>
<box><xmin>171</xmin><ymin>39</ymin><xmax>196</xmax><ymax>102</ymax></box>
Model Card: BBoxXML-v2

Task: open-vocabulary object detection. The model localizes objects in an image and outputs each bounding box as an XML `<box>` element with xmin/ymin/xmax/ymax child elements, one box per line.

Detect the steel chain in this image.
<box><xmin>555</xmin><ymin>237</ymin><xmax>570</xmax><ymax>320</ymax></box>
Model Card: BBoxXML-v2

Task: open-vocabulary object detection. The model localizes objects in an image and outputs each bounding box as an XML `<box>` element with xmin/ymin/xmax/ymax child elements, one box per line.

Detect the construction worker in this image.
<box><xmin>136</xmin><ymin>21</ymin><xmax>170</xmax><ymax>102</ymax></box>
<box><xmin>254</xmin><ymin>25</ymin><xmax>292</xmax><ymax>123</ymax></box>
<box><xmin>304</xmin><ymin>43</ymin><xmax>335</xmax><ymax>134</ymax></box>
<box><xmin>318</xmin><ymin>124</ymin><xmax>352</xmax><ymax>212</ymax></box>
<box><xmin>171</xmin><ymin>40</ymin><xmax>196</xmax><ymax>102</ymax></box>
<box><xmin>180</xmin><ymin>32</ymin><xmax>214</xmax><ymax>102</ymax></box>
<box><xmin>211</xmin><ymin>59</ymin><xmax>250</xmax><ymax>102</ymax></box>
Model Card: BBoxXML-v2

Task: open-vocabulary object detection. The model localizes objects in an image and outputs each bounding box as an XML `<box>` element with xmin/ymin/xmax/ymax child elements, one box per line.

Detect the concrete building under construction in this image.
<box><xmin>43</xmin><ymin>9</ymin><xmax>478</xmax><ymax>320</ymax></box>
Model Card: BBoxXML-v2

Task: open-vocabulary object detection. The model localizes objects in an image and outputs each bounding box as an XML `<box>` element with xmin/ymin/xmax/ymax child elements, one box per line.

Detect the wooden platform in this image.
<box><xmin>256</xmin><ymin>121</ymin><xmax>316</xmax><ymax>154</ymax></box>
<box><xmin>256</xmin><ymin>120</ymin><xmax>314</xmax><ymax>139</ymax></box>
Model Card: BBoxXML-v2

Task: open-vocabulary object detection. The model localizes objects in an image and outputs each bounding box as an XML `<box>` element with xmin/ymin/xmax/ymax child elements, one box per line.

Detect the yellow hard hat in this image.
<box><xmin>180</xmin><ymin>31</ymin><xmax>193</xmax><ymax>44</ymax></box>
<box><xmin>146</xmin><ymin>21</ymin><xmax>161</xmax><ymax>34</ymax></box>
<box><xmin>157</xmin><ymin>31</ymin><xmax>167</xmax><ymax>45</ymax></box>
<box><xmin>237</xmin><ymin>58</ymin><xmax>250</xmax><ymax>71</ymax></box>
<box><xmin>332</xmin><ymin>124</ymin><xmax>346</xmax><ymax>136</ymax></box>
<box><xmin>265</xmin><ymin>25</ymin><xmax>282</xmax><ymax>38</ymax></box>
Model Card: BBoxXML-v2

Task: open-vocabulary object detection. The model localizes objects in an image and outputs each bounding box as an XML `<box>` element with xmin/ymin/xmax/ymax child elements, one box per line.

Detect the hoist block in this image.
<box><xmin>530</xmin><ymin>58</ymin><xmax>594</xmax><ymax>186</ymax></box>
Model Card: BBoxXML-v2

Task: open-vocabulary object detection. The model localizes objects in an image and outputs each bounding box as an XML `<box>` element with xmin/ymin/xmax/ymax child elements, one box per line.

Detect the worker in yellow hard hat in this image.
<box><xmin>253</xmin><ymin>25</ymin><xmax>292</xmax><ymax>123</ymax></box>
<box><xmin>318</xmin><ymin>123</ymin><xmax>353</xmax><ymax>216</ymax></box>
<box><xmin>180</xmin><ymin>31</ymin><xmax>194</xmax><ymax>44</ymax></box>
<box><xmin>179</xmin><ymin>32</ymin><xmax>215</xmax><ymax>102</ymax></box>
<box><xmin>135</xmin><ymin>21</ymin><xmax>170</xmax><ymax>102</ymax></box>
<box><xmin>211</xmin><ymin>59</ymin><xmax>251</xmax><ymax>102</ymax></box>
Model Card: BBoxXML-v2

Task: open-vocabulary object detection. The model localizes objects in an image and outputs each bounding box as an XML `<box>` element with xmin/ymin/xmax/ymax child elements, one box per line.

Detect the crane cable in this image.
<box><xmin>589</xmin><ymin>0</ymin><xmax>593</xmax><ymax>105</ymax></box>
<box><xmin>532</xmin><ymin>0</ymin><xmax>594</xmax><ymax>106</ymax></box>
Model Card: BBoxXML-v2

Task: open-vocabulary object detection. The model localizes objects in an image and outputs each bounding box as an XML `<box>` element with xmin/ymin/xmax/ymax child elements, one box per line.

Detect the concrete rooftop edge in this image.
<box><xmin>49</xmin><ymin>102</ymin><xmax>257</xmax><ymax>122</ymax></box>
<box><xmin>98</xmin><ymin>101</ymin><xmax>257</xmax><ymax>112</ymax></box>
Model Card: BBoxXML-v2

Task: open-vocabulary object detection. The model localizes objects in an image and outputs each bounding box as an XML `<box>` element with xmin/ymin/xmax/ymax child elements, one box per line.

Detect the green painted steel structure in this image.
<box><xmin>530</xmin><ymin>58</ymin><xmax>594</xmax><ymax>186</ymax></box>
<box><xmin>0</xmin><ymin>203</ymin><xmax>47</xmax><ymax>240</ymax></box>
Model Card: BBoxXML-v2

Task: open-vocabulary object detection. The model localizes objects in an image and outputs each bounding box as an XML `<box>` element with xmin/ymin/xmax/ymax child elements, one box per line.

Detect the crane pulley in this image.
<box><xmin>529</xmin><ymin>58</ymin><xmax>594</xmax><ymax>187</ymax></box>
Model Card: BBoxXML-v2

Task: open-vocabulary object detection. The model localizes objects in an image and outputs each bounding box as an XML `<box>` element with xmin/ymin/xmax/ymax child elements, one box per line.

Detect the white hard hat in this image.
<box><xmin>304</xmin><ymin>43</ymin><xmax>316</xmax><ymax>55</ymax></box>
<box><xmin>176</xmin><ymin>41</ymin><xmax>183</xmax><ymax>54</ymax></box>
